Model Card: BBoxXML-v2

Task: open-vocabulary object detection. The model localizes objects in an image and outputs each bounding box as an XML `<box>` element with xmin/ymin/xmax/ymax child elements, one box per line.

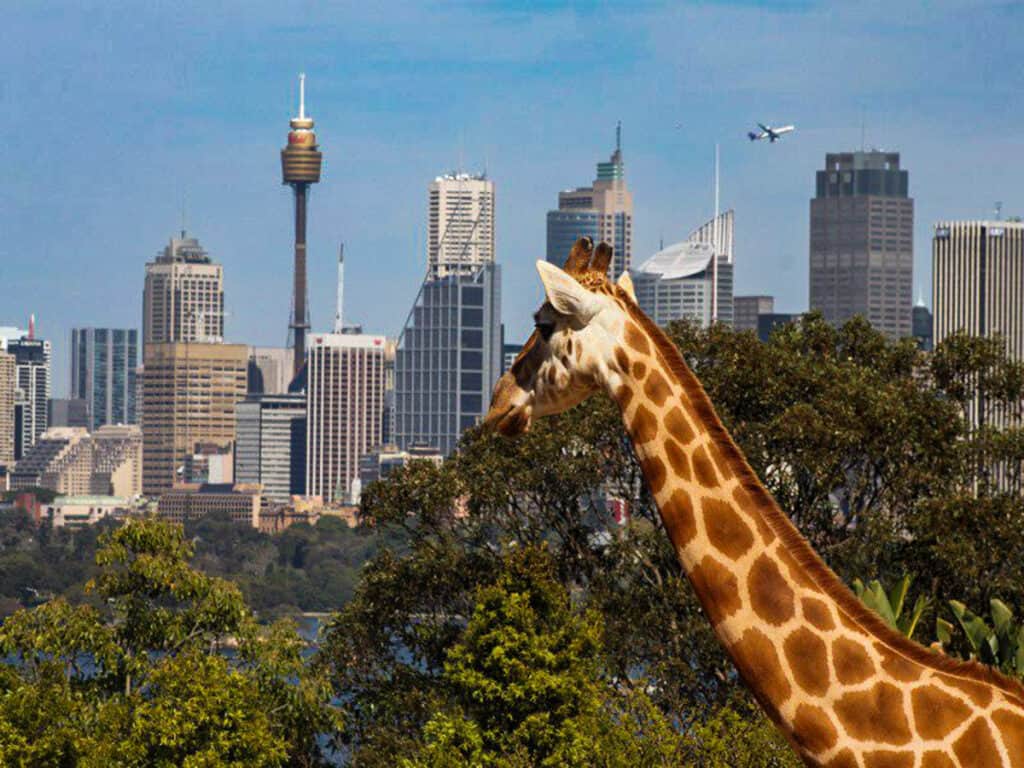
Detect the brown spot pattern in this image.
<box><xmin>692</xmin><ymin>445</ymin><xmax>718</xmax><ymax>487</ymax></box>
<box><xmin>643</xmin><ymin>368</ymin><xmax>671</xmax><ymax>407</ymax></box>
<box><xmin>777</xmin><ymin>545</ymin><xmax>816</xmax><ymax>589</ymax></box>
<box><xmin>832</xmin><ymin>637</ymin><xmax>875</xmax><ymax>685</ymax></box>
<box><xmin>784</xmin><ymin>627</ymin><xmax>830</xmax><ymax>697</ymax></box>
<box><xmin>664</xmin><ymin>406</ymin><xmax>696</xmax><ymax>444</ymax></box>
<box><xmin>631</xmin><ymin>404</ymin><xmax>658</xmax><ymax>444</ymax></box>
<box><xmin>749</xmin><ymin>555</ymin><xmax>796</xmax><ymax>625</ymax></box>
<box><xmin>825</xmin><ymin>750</ymin><xmax>859</xmax><ymax>768</ymax></box>
<box><xmin>624</xmin><ymin>321</ymin><xmax>650</xmax><ymax>354</ymax></box>
<box><xmin>660</xmin><ymin>490</ymin><xmax>697</xmax><ymax>549</ymax></box>
<box><xmin>834</xmin><ymin>683</ymin><xmax>912</xmax><ymax>744</ymax></box>
<box><xmin>877</xmin><ymin>647</ymin><xmax>922</xmax><ymax>683</ymax></box>
<box><xmin>632</xmin><ymin>359</ymin><xmax>647</xmax><ymax>380</ymax></box>
<box><xmin>910</xmin><ymin>685</ymin><xmax>972</xmax><ymax>740</ymax></box>
<box><xmin>938</xmin><ymin>674</ymin><xmax>994</xmax><ymax>708</ymax></box>
<box><xmin>863</xmin><ymin>752</ymin><xmax>914</xmax><ymax>768</ymax></box>
<box><xmin>921</xmin><ymin>753</ymin><xmax>957</xmax><ymax>768</ymax></box>
<box><xmin>664</xmin><ymin>439</ymin><xmax>691</xmax><ymax>480</ymax></box>
<box><xmin>731</xmin><ymin>627</ymin><xmax>792</xmax><ymax>706</ymax></box>
<box><xmin>791</xmin><ymin>703</ymin><xmax>838</xmax><ymax>754</ymax></box>
<box><xmin>802</xmin><ymin>597</ymin><xmax>835</xmax><ymax>631</ymax></box>
<box><xmin>689</xmin><ymin>556</ymin><xmax>742</xmax><ymax>627</ymax></box>
<box><xmin>640</xmin><ymin>456</ymin><xmax>667</xmax><ymax>495</ymax></box>
<box><xmin>702</xmin><ymin>498</ymin><xmax>755</xmax><ymax>560</ymax></box>
<box><xmin>952</xmin><ymin>718</ymin><xmax>1001</xmax><ymax>768</ymax></box>
<box><xmin>993</xmin><ymin>709</ymin><xmax>1024</xmax><ymax>768</ymax></box>
<box><xmin>614</xmin><ymin>346</ymin><xmax>630</xmax><ymax>373</ymax></box>
<box><xmin>615</xmin><ymin>384</ymin><xmax>633</xmax><ymax>409</ymax></box>
<box><xmin>732</xmin><ymin>485</ymin><xmax>776</xmax><ymax>543</ymax></box>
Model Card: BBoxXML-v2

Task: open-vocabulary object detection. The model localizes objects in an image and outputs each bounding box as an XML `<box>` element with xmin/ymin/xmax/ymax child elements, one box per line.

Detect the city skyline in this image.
<box><xmin>2</xmin><ymin>2</ymin><xmax>1022</xmax><ymax>396</ymax></box>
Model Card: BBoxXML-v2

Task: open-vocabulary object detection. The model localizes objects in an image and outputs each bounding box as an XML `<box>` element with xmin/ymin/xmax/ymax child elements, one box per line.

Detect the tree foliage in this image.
<box><xmin>0</xmin><ymin>517</ymin><xmax>338</xmax><ymax>766</ymax></box>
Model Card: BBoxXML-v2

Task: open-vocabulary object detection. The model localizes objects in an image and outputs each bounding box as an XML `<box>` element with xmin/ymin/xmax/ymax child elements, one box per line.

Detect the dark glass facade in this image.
<box><xmin>71</xmin><ymin>328</ymin><xmax>138</xmax><ymax>430</ymax></box>
<box><xmin>394</xmin><ymin>264</ymin><xmax>501</xmax><ymax>456</ymax></box>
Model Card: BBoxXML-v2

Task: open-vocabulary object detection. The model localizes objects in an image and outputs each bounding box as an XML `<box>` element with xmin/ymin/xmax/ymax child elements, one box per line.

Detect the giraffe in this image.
<box><xmin>484</xmin><ymin>237</ymin><xmax>1024</xmax><ymax>767</ymax></box>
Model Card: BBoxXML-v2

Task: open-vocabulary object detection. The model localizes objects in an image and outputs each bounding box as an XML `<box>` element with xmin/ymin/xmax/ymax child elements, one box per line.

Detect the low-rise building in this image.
<box><xmin>156</xmin><ymin>483</ymin><xmax>263</xmax><ymax>528</ymax></box>
<box><xmin>46</xmin><ymin>495</ymin><xmax>130</xmax><ymax>528</ymax></box>
<box><xmin>9</xmin><ymin>425</ymin><xmax>142</xmax><ymax>497</ymax></box>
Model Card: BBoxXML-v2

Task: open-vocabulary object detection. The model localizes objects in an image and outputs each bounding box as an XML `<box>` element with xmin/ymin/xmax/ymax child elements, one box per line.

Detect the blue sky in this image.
<box><xmin>2</xmin><ymin>1</ymin><xmax>1021</xmax><ymax>396</ymax></box>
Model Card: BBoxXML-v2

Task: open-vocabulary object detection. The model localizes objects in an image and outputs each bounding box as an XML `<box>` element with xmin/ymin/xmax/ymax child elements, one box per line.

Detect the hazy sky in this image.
<box><xmin>2</xmin><ymin>1</ymin><xmax>1021</xmax><ymax>396</ymax></box>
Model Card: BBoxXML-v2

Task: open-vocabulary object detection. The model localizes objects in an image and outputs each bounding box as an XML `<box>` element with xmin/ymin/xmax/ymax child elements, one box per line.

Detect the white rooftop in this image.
<box><xmin>634</xmin><ymin>241</ymin><xmax>714</xmax><ymax>280</ymax></box>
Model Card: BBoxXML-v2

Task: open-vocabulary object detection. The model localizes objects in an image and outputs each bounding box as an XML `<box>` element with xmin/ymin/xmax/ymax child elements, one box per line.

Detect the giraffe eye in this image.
<box><xmin>533</xmin><ymin>310</ymin><xmax>555</xmax><ymax>341</ymax></box>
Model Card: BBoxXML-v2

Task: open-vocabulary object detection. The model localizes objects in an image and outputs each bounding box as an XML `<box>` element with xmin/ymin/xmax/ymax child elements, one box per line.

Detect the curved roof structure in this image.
<box><xmin>634</xmin><ymin>241</ymin><xmax>714</xmax><ymax>280</ymax></box>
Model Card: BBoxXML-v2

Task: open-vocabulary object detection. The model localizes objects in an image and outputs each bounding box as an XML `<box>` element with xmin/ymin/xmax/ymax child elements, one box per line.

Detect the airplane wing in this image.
<box><xmin>758</xmin><ymin>122</ymin><xmax>771</xmax><ymax>132</ymax></box>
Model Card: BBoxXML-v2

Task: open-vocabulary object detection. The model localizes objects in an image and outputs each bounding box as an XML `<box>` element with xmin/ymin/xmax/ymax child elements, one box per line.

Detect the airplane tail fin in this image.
<box><xmin>747</xmin><ymin>132</ymin><xmax>758</xmax><ymax>141</ymax></box>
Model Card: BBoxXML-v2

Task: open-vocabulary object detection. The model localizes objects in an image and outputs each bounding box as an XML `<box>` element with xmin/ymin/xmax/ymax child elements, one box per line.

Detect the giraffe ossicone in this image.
<box><xmin>485</xmin><ymin>237</ymin><xmax>1024</xmax><ymax>767</ymax></box>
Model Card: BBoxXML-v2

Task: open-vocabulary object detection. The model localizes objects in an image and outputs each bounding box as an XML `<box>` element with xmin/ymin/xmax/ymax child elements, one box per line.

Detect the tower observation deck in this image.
<box><xmin>281</xmin><ymin>73</ymin><xmax>323</xmax><ymax>379</ymax></box>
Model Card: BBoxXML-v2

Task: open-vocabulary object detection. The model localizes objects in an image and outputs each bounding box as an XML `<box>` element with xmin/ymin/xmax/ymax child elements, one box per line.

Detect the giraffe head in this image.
<box><xmin>485</xmin><ymin>237</ymin><xmax>636</xmax><ymax>436</ymax></box>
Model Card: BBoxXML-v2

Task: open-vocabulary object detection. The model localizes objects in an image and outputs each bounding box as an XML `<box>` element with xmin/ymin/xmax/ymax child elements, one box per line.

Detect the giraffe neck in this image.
<box><xmin>606</xmin><ymin>309</ymin><xmax>1024</xmax><ymax>764</ymax></box>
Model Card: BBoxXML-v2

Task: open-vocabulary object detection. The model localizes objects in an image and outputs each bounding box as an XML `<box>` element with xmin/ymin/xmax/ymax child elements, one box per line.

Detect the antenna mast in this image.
<box><xmin>334</xmin><ymin>243</ymin><xmax>345</xmax><ymax>333</ymax></box>
<box><xmin>711</xmin><ymin>143</ymin><xmax>720</xmax><ymax>323</ymax></box>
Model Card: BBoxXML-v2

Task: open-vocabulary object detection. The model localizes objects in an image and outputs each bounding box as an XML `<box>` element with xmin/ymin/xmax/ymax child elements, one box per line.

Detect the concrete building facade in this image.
<box><xmin>547</xmin><ymin>125</ymin><xmax>633</xmax><ymax>277</ymax></box>
<box><xmin>246</xmin><ymin>347</ymin><xmax>295</xmax><ymax>395</ymax></box>
<box><xmin>234</xmin><ymin>393</ymin><xmax>306</xmax><ymax>503</ymax></box>
<box><xmin>71</xmin><ymin>327</ymin><xmax>138</xmax><ymax>429</ymax></box>
<box><xmin>809</xmin><ymin>151</ymin><xmax>913</xmax><ymax>337</ymax></box>
<box><xmin>141</xmin><ymin>342</ymin><xmax>247</xmax><ymax>495</ymax></box>
<box><xmin>734</xmin><ymin>296</ymin><xmax>775</xmax><ymax>334</ymax></box>
<box><xmin>0</xmin><ymin>350</ymin><xmax>14</xmax><ymax>470</ymax></box>
<box><xmin>10</xmin><ymin>425</ymin><xmax>142</xmax><ymax>497</ymax></box>
<box><xmin>428</xmin><ymin>173</ymin><xmax>495</xmax><ymax>279</ymax></box>
<box><xmin>157</xmin><ymin>483</ymin><xmax>263</xmax><ymax>528</ymax></box>
<box><xmin>306</xmin><ymin>333</ymin><xmax>387</xmax><ymax>503</ymax></box>
<box><xmin>142</xmin><ymin>233</ymin><xmax>224</xmax><ymax>350</ymax></box>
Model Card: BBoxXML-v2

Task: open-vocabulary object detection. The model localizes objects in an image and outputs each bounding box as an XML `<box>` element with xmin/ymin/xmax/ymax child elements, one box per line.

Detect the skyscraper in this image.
<box><xmin>395</xmin><ymin>168</ymin><xmax>503</xmax><ymax>457</ymax></box>
<box><xmin>281</xmin><ymin>73</ymin><xmax>323</xmax><ymax>379</ymax></box>
<box><xmin>3</xmin><ymin>335</ymin><xmax>51</xmax><ymax>461</ymax></box>
<box><xmin>305</xmin><ymin>333</ymin><xmax>387</xmax><ymax>503</ymax></box>
<box><xmin>70</xmin><ymin>328</ymin><xmax>139</xmax><ymax>429</ymax></box>
<box><xmin>547</xmin><ymin>124</ymin><xmax>633</xmax><ymax>277</ymax></box>
<box><xmin>630</xmin><ymin>211</ymin><xmax>734</xmax><ymax>328</ymax></box>
<box><xmin>141</xmin><ymin>342</ymin><xmax>247</xmax><ymax>495</ymax></box>
<box><xmin>428</xmin><ymin>173</ymin><xmax>495</xmax><ymax>279</ymax></box>
<box><xmin>809</xmin><ymin>151</ymin><xmax>913</xmax><ymax>337</ymax></box>
<box><xmin>934</xmin><ymin>220</ymin><xmax>1024</xmax><ymax>360</ymax></box>
<box><xmin>394</xmin><ymin>266</ymin><xmax>502</xmax><ymax>455</ymax></box>
<box><xmin>234</xmin><ymin>393</ymin><xmax>306</xmax><ymax>503</ymax></box>
<box><xmin>0</xmin><ymin>350</ymin><xmax>14</xmax><ymax>470</ymax></box>
<box><xmin>142</xmin><ymin>233</ymin><xmax>224</xmax><ymax>349</ymax></box>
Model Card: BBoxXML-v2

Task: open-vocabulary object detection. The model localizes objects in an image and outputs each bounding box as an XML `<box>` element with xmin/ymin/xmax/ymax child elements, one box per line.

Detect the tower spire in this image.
<box><xmin>616</xmin><ymin>120</ymin><xmax>621</xmax><ymax>153</ymax></box>
<box><xmin>298</xmin><ymin>73</ymin><xmax>306</xmax><ymax>120</ymax></box>
<box><xmin>334</xmin><ymin>243</ymin><xmax>345</xmax><ymax>334</ymax></box>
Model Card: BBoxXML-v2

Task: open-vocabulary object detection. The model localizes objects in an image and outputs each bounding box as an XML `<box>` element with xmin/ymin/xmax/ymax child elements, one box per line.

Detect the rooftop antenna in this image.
<box><xmin>711</xmin><ymin>143</ymin><xmax>720</xmax><ymax>323</ymax></box>
<box><xmin>995</xmin><ymin>201</ymin><xmax>1003</xmax><ymax>221</ymax></box>
<box><xmin>298</xmin><ymin>72</ymin><xmax>306</xmax><ymax>120</ymax></box>
<box><xmin>180</xmin><ymin>192</ymin><xmax>187</xmax><ymax>239</ymax></box>
<box><xmin>616</xmin><ymin>120</ymin><xmax>622</xmax><ymax>153</ymax></box>
<box><xmin>860</xmin><ymin>107</ymin><xmax>866</xmax><ymax>152</ymax></box>
<box><xmin>334</xmin><ymin>243</ymin><xmax>345</xmax><ymax>333</ymax></box>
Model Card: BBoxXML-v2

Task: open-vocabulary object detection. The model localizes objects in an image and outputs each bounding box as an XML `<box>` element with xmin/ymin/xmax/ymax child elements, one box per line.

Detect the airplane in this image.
<box><xmin>748</xmin><ymin>122</ymin><xmax>795</xmax><ymax>142</ymax></box>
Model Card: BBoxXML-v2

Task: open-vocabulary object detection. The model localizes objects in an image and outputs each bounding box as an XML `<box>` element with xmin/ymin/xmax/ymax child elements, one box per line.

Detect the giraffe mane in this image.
<box><xmin>614</xmin><ymin>292</ymin><xmax>1024</xmax><ymax>706</ymax></box>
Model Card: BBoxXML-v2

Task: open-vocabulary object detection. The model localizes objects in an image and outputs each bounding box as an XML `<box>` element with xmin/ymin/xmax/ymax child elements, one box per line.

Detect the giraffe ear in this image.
<box><xmin>616</xmin><ymin>271</ymin><xmax>636</xmax><ymax>302</ymax></box>
<box><xmin>536</xmin><ymin>260</ymin><xmax>601</xmax><ymax>323</ymax></box>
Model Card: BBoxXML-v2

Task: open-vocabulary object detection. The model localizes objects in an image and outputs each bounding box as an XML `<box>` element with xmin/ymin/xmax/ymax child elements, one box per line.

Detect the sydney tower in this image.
<box><xmin>281</xmin><ymin>73</ymin><xmax>322</xmax><ymax>379</ymax></box>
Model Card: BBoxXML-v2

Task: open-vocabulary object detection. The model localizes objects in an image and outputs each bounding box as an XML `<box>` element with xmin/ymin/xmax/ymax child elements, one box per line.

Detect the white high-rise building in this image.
<box><xmin>0</xmin><ymin>331</ymin><xmax>51</xmax><ymax>461</ymax></box>
<box><xmin>143</xmin><ymin>232</ymin><xmax>225</xmax><ymax>350</ymax></box>
<box><xmin>306</xmin><ymin>333</ymin><xmax>387</xmax><ymax>503</ymax></box>
<box><xmin>427</xmin><ymin>173</ymin><xmax>495</xmax><ymax>278</ymax></box>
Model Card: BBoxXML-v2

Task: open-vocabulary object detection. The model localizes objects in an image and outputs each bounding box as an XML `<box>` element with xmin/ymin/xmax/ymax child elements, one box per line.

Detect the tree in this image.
<box><xmin>0</xmin><ymin>517</ymin><xmax>339</xmax><ymax>766</ymax></box>
<box><xmin>404</xmin><ymin>547</ymin><xmax>684</xmax><ymax>767</ymax></box>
